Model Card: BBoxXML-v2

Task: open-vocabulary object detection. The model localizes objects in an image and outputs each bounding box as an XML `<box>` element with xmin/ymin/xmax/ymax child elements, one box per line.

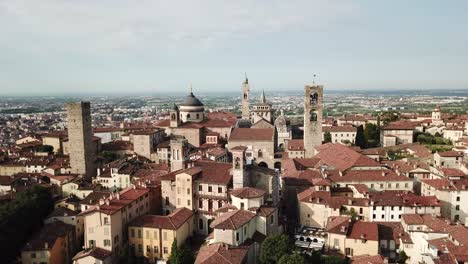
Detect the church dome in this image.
<box><xmin>181</xmin><ymin>92</ymin><xmax>204</xmax><ymax>107</ymax></box>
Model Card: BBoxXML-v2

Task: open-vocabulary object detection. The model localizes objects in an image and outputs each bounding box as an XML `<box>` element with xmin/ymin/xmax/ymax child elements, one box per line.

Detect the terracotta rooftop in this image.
<box><xmin>129</xmin><ymin>208</ymin><xmax>193</xmax><ymax>230</ymax></box>
<box><xmin>437</xmin><ymin>151</ymin><xmax>463</xmax><ymax>157</ymax></box>
<box><xmin>351</xmin><ymin>255</ymin><xmax>386</xmax><ymax>264</ymax></box>
<box><xmin>195</xmin><ymin>243</ymin><xmax>248</xmax><ymax>264</ymax></box>
<box><xmin>314</xmin><ymin>143</ymin><xmax>381</xmax><ymax>171</ymax></box>
<box><xmin>347</xmin><ymin>221</ymin><xmax>379</xmax><ymax>241</ymax></box>
<box><xmin>72</xmin><ymin>247</ymin><xmax>112</xmax><ymax>261</ymax></box>
<box><xmin>229</xmin><ymin>128</ymin><xmax>274</xmax><ymax>141</ymax></box>
<box><xmin>210</xmin><ymin>210</ymin><xmax>256</xmax><ymax>230</ymax></box>
<box><xmin>328</xmin><ymin>169</ymin><xmax>410</xmax><ymax>183</ymax></box>
<box><xmin>230</xmin><ymin>187</ymin><xmax>265</xmax><ymax>199</ymax></box>
<box><xmin>287</xmin><ymin>139</ymin><xmax>304</xmax><ymax>151</ymax></box>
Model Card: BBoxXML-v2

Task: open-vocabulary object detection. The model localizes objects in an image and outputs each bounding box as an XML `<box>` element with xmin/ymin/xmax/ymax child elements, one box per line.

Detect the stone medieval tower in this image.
<box><xmin>66</xmin><ymin>102</ymin><xmax>96</xmax><ymax>179</ymax></box>
<box><xmin>241</xmin><ymin>76</ymin><xmax>250</xmax><ymax>120</ymax></box>
<box><xmin>303</xmin><ymin>85</ymin><xmax>323</xmax><ymax>158</ymax></box>
<box><xmin>170</xmin><ymin>136</ymin><xmax>188</xmax><ymax>172</ymax></box>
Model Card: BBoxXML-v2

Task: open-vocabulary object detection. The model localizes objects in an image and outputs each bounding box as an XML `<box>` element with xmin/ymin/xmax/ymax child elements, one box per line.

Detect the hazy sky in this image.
<box><xmin>1</xmin><ymin>0</ymin><xmax>468</xmax><ymax>95</ymax></box>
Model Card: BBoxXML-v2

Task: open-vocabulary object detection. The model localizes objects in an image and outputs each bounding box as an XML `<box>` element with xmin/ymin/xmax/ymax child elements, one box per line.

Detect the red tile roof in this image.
<box><xmin>195</xmin><ymin>243</ymin><xmax>248</xmax><ymax>264</ymax></box>
<box><xmin>229</xmin><ymin>128</ymin><xmax>274</xmax><ymax>141</ymax></box>
<box><xmin>328</xmin><ymin>169</ymin><xmax>410</xmax><ymax>183</ymax></box>
<box><xmin>347</xmin><ymin>221</ymin><xmax>379</xmax><ymax>241</ymax></box>
<box><xmin>230</xmin><ymin>187</ymin><xmax>265</xmax><ymax>199</ymax></box>
<box><xmin>210</xmin><ymin>210</ymin><xmax>256</xmax><ymax>230</ymax></box>
<box><xmin>314</xmin><ymin>143</ymin><xmax>381</xmax><ymax>170</ymax></box>
<box><xmin>351</xmin><ymin>255</ymin><xmax>385</xmax><ymax>264</ymax></box>
<box><xmin>437</xmin><ymin>151</ymin><xmax>463</xmax><ymax>157</ymax></box>
<box><xmin>129</xmin><ymin>208</ymin><xmax>193</xmax><ymax>230</ymax></box>
<box><xmin>287</xmin><ymin>139</ymin><xmax>304</xmax><ymax>151</ymax></box>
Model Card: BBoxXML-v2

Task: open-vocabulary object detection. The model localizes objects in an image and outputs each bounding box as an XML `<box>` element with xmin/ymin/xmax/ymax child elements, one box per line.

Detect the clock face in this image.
<box><xmin>310</xmin><ymin>93</ymin><xmax>318</xmax><ymax>105</ymax></box>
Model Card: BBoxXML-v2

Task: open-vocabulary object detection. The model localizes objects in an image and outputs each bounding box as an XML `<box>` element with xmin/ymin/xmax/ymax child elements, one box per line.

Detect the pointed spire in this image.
<box><xmin>189</xmin><ymin>83</ymin><xmax>193</xmax><ymax>95</ymax></box>
<box><xmin>260</xmin><ymin>89</ymin><xmax>266</xmax><ymax>103</ymax></box>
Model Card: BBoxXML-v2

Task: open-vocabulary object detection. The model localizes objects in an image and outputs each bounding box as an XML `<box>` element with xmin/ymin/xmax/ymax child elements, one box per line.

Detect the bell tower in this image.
<box><xmin>169</xmin><ymin>104</ymin><xmax>180</xmax><ymax>128</ymax></box>
<box><xmin>232</xmin><ymin>146</ymin><xmax>248</xmax><ymax>189</ymax></box>
<box><xmin>303</xmin><ymin>84</ymin><xmax>323</xmax><ymax>158</ymax></box>
<box><xmin>241</xmin><ymin>74</ymin><xmax>250</xmax><ymax>120</ymax></box>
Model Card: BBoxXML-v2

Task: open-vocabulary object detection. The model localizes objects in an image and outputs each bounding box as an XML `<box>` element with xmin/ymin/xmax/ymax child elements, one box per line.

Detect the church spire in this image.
<box><xmin>260</xmin><ymin>89</ymin><xmax>266</xmax><ymax>103</ymax></box>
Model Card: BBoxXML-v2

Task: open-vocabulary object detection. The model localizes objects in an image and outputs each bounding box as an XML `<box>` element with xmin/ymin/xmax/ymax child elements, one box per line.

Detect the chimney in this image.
<box><xmin>97</xmin><ymin>168</ymin><xmax>101</xmax><ymax>176</ymax></box>
<box><xmin>348</xmin><ymin>200</ymin><xmax>352</xmax><ymax>205</ymax></box>
<box><xmin>116</xmin><ymin>193</ymin><xmax>120</xmax><ymax>200</ymax></box>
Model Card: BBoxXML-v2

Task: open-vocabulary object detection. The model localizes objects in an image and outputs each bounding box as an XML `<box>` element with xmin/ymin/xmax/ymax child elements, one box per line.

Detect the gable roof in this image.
<box><xmin>210</xmin><ymin>210</ymin><xmax>256</xmax><ymax>230</ymax></box>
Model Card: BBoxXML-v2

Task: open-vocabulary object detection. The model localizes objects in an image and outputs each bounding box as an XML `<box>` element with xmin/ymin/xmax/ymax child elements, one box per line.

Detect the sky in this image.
<box><xmin>1</xmin><ymin>0</ymin><xmax>468</xmax><ymax>95</ymax></box>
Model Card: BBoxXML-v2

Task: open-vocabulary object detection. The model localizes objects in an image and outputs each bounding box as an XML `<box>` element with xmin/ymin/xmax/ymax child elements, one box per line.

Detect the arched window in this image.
<box><xmin>310</xmin><ymin>93</ymin><xmax>318</xmax><ymax>104</ymax></box>
<box><xmin>258</xmin><ymin>149</ymin><xmax>263</xmax><ymax>158</ymax></box>
<box><xmin>235</xmin><ymin>157</ymin><xmax>241</xmax><ymax>169</ymax></box>
<box><xmin>171</xmin><ymin>113</ymin><xmax>176</xmax><ymax>120</ymax></box>
<box><xmin>196</xmin><ymin>113</ymin><xmax>200</xmax><ymax>119</ymax></box>
<box><xmin>187</xmin><ymin>113</ymin><xmax>191</xmax><ymax>119</ymax></box>
<box><xmin>310</xmin><ymin>111</ymin><xmax>317</xmax><ymax>121</ymax></box>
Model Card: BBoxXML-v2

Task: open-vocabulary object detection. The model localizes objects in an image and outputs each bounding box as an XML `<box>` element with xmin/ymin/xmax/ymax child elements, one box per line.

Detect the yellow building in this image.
<box><xmin>128</xmin><ymin>208</ymin><xmax>194</xmax><ymax>262</ymax></box>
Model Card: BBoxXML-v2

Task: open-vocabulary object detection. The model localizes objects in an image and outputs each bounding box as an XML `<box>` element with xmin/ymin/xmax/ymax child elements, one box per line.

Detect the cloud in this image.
<box><xmin>0</xmin><ymin>0</ymin><xmax>360</xmax><ymax>53</ymax></box>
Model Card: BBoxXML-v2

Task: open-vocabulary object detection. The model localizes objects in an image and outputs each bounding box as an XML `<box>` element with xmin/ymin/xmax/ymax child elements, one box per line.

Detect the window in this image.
<box><xmin>199</xmin><ymin>185</ymin><xmax>202</xmax><ymax>191</ymax></box>
<box><xmin>187</xmin><ymin>200</ymin><xmax>191</xmax><ymax>206</ymax></box>
<box><xmin>208</xmin><ymin>186</ymin><xmax>212</xmax><ymax>192</ymax></box>
<box><xmin>396</xmin><ymin>183</ymin><xmax>400</xmax><ymax>188</ymax></box>
<box><xmin>236</xmin><ymin>232</ymin><xmax>240</xmax><ymax>241</ymax></box>
<box><xmin>89</xmin><ymin>240</ymin><xmax>96</xmax><ymax>248</ymax></box>
<box><xmin>240</xmin><ymin>202</ymin><xmax>245</xmax><ymax>209</ymax></box>
<box><xmin>104</xmin><ymin>227</ymin><xmax>109</xmax><ymax>235</ymax></box>
<box><xmin>104</xmin><ymin>217</ymin><xmax>109</xmax><ymax>225</ymax></box>
<box><xmin>373</xmin><ymin>214</ymin><xmax>376</xmax><ymax>219</ymax></box>
<box><xmin>154</xmin><ymin>246</ymin><xmax>158</xmax><ymax>253</ymax></box>
<box><xmin>31</xmin><ymin>253</ymin><xmax>36</xmax><ymax>258</ymax></box>
<box><xmin>405</xmin><ymin>183</ymin><xmax>409</xmax><ymax>188</ymax></box>
<box><xmin>199</xmin><ymin>200</ymin><xmax>203</xmax><ymax>209</ymax></box>
<box><xmin>381</xmin><ymin>214</ymin><xmax>384</xmax><ymax>219</ymax></box>
<box><xmin>165</xmin><ymin>197</ymin><xmax>169</xmax><ymax>206</ymax></box>
<box><xmin>177</xmin><ymin>198</ymin><xmax>180</xmax><ymax>205</ymax></box>
<box><xmin>104</xmin><ymin>239</ymin><xmax>111</xmax><ymax>246</ymax></box>
<box><xmin>199</xmin><ymin>219</ymin><xmax>204</xmax><ymax>230</ymax></box>
<box><xmin>138</xmin><ymin>244</ymin><xmax>143</xmax><ymax>253</ymax></box>
<box><xmin>456</xmin><ymin>196</ymin><xmax>460</xmax><ymax>202</ymax></box>
<box><xmin>456</xmin><ymin>205</ymin><xmax>460</xmax><ymax>210</ymax></box>
<box><xmin>218</xmin><ymin>187</ymin><xmax>222</xmax><ymax>193</ymax></box>
<box><xmin>138</xmin><ymin>230</ymin><xmax>142</xmax><ymax>238</ymax></box>
<box><xmin>218</xmin><ymin>201</ymin><xmax>223</xmax><ymax>208</ymax></box>
<box><xmin>163</xmin><ymin>247</ymin><xmax>168</xmax><ymax>254</ymax></box>
<box><xmin>244</xmin><ymin>226</ymin><xmax>247</xmax><ymax>235</ymax></box>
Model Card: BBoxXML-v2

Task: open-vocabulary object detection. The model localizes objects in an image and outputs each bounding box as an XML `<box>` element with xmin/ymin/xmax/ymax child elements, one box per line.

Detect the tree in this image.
<box><xmin>364</xmin><ymin>123</ymin><xmax>380</xmax><ymax>147</ymax></box>
<box><xmin>324</xmin><ymin>131</ymin><xmax>332</xmax><ymax>143</ymax></box>
<box><xmin>278</xmin><ymin>253</ymin><xmax>305</xmax><ymax>264</ymax></box>
<box><xmin>260</xmin><ymin>234</ymin><xmax>291</xmax><ymax>264</ymax></box>
<box><xmin>168</xmin><ymin>238</ymin><xmax>194</xmax><ymax>264</ymax></box>
<box><xmin>355</xmin><ymin>125</ymin><xmax>367</xmax><ymax>148</ymax></box>
<box><xmin>101</xmin><ymin>151</ymin><xmax>119</xmax><ymax>162</ymax></box>
<box><xmin>0</xmin><ymin>186</ymin><xmax>54</xmax><ymax>263</ymax></box>
<box><xmin>398</xmin><ymin>250</ymin><xmax>409</xmax><ymax>264</ymax></box>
